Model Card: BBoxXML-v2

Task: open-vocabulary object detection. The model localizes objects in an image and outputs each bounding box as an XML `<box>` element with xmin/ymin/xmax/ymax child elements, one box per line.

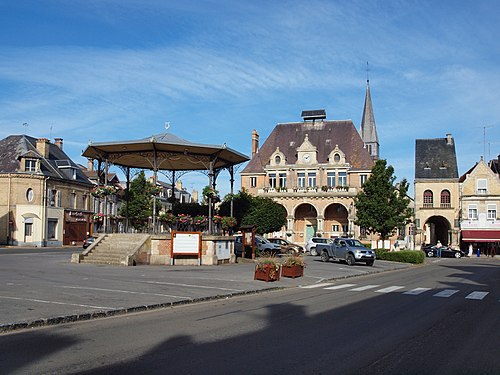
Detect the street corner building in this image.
<box><xmin>0</xmin><ymin>135</ymin><xmax>93</xmax><ymax>247</ymax></box>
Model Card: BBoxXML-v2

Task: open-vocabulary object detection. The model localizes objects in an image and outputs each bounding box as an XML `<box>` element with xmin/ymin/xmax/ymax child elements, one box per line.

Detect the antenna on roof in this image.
<box><xmin>50</xmin><ymin>125</ymin><xmax>53</xmax><ymax>140</ymax></box>
<box><xmin>22</xmin><ymin>122</ymin><xmax>29</xmax><ymax>134</ymax></box>
<box><xmin>366</xmin><ymin>61</ymin><xmax>370</xmax><ymax>83</ymax></box>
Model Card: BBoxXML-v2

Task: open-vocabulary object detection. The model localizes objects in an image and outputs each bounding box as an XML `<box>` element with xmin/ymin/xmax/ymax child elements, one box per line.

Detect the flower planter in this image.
<box><xmin>254</xmin><ymin>264</ymin><xmax>281</xmax><ymax>282</ymax></box>
<box><xmin>281</xmin><ymin>265</ymin><xmax>304</xmax><ymax>278</ymax></box>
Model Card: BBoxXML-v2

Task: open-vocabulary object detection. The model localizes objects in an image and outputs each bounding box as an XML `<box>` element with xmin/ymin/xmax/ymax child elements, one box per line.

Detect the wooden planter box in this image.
<box><xmin>254</xmin><ymin>264</ymin><xmax>281</xmax><ymax>282</ymax></box>
<box><xmin>281</xmin><ymin>265</ymin><xmax>304</xmax><ymax>278</ymax></box>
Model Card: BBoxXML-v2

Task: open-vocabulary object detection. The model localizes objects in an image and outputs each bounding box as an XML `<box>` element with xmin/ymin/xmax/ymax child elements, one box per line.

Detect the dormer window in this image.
<box><xmin>334</xmin><ymin>154</ymin><xmax>341</xmax><ymax>163</ymax></box>
<box><xmin>275</xmin><ymin>155</ymin><xmax>281</xmax><ymax>164</ymax></box>
<box><xmin>25</xmin><ymin>159</ymin><xmax>36</xmax><ymax>172</ymax></box>
<box><xmin>328</xmin><ymin>145</ymin><xmax>346</xmax><ymax>165</ymax></box>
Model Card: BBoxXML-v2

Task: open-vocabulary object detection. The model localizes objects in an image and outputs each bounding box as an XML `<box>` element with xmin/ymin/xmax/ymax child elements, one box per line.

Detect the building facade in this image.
<box><xmin>240</xmin><ymin>82</ymin><xmax>378</xmax><ymax>246</ymax></box>
<box><xmin>459</xmin><ymin>156</ymin><xmax>500</xmax><ymax>252</ymax></box>
<box><xmin>414</xmin><ymin>134</ymin><xmax>460</xmax><ymax>247</ymax></box>
<box><xmin>0</xmin><ymin>136</ymin><xmax>93</xmax><ymax>246</ymax></box>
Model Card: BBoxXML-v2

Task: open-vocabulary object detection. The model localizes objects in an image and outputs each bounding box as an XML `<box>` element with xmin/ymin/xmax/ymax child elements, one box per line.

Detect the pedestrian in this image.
<box><xmin>477</xmin><ymin>247</ymin><xmax>481</xmax><ymax>257</ymax></box>
<box><xmin>468</xmin><ymin>243</ymin><xmax>473</xmax><ymax>257</ymax></box>
<box><xmin>436</xmin><ymin>240</ymin><xmax>442</xmax><ymax>257</ymax></box>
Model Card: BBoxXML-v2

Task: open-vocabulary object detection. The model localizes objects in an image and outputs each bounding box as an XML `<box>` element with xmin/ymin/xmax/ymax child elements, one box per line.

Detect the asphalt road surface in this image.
<box><xmin>0</xmin><ymin>258</ymin><xmax>498</xmax><ymax>374</ymax></box>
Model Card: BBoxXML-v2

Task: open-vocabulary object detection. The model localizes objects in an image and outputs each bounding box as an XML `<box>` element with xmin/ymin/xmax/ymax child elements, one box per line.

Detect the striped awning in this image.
<box><xmin>461</xmin><ymin>230</ymin><xmax>500</xmax><ymax>242</ymax></box>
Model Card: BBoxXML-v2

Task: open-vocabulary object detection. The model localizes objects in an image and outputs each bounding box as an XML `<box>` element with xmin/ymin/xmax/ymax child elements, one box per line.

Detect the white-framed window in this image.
<box><xmin>70</xmin><ymin>192</ymin><xmax>76</xmax><ymax>209</ymax></box>
<box><xmin>82</xmin><ymin>195</ymin><xmax>88</xmax><ymax>210</ymax></box>
<box><xmin>308</xmin><ymin>172</ymin><xmax>316</xmax><ymax>187</ymax></box>
<box><xmin>250</xmin><ymin>177</ymin><xmax>257</xmax><ymax>188</ymax></box>
<box><xmin>360</xmin><ymin>174</ymin><xmax>368</xmax><ymax>186</ymax></box>
<box><xmin>338</xmin><ymin>172</ymin><xmax>347</xmax><ymax>187</ymax></box>
<box><xmin>297</xmin><ymin>172</ymin><xmax>306</xmax><ymax>188</ymax></box>
<box><xmin>25</xmin><ymin>159</ymin><xmax>36</xmax><ymax>172</ymax></box>
<box><xmin>327</xmin><ymin>172</ymin><xmax>335</xmax><ymax>187</ymax></box>
<box><xmin>332</xmin><ymin>224</ymin><xmax>339</xmax><ymax>232</ymax></box>
<box><xmin>477</xmin><ymin>179</ymin><xmax>487</xmax><ymax>194</ymax></box>
<box><xmin>26</xmin><ymin>188</ymin><xmax>34</xmax><ymax>202</ymax></box>
<box><xmin>279</xmin><ymin>173</ymin><xmax>286</xmax><ymax>188</ymax></box>
<box><xmin>487</xmin><ymin>204</ymin><xmax>497</xmax><ymax>220</ymax></box>
<box><xmin>268</xmin><ymin>173</ymin><xmax>276</xmax><ymax>188</ymax></box>
<box><xmin>468</xmin><ymin>204</ymin><xmax>478</xmax><ymax>220</ymax></box>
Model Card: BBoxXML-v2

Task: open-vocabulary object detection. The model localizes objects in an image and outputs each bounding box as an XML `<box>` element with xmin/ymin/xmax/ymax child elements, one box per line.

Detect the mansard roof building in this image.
<box><xmin>0</xmin><ymin>135</ymin><xmax>93</xmax><ymax>246</ymax></box>
<box><xmin>240</xmin><ymin>81</ymin><xmax>380</xmax><ymax>247</ymax></box>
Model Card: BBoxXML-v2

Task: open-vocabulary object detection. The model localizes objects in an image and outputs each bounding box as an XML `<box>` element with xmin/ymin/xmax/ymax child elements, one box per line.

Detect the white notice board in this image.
<box><xmin>172</xmin><ymin>231</ymin><xmax>201</xmax><ymax>256</ymax></box>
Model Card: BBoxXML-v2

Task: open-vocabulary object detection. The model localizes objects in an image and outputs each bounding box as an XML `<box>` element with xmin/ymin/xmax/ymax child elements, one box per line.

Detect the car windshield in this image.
<box><xmin>345</xmin><ymin>239</ymin><xmax>364</xmax><ymax>247</ymax></box>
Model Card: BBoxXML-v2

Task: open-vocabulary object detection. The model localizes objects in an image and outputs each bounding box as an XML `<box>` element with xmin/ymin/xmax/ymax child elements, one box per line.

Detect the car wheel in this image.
<box><xmin>366</xmin><ymin>260</ymin><xmax>374</xmax><ymax>266</ymax></box>
<box><xmin>454</xmin><ymin>252</ymin><xmax>461</xmax><ymax>258</ymax></box>
<box><xmin>427</xmin><ymin>250</ymin><xmax>433</xmax><ymax>257</ymax></box>
<box><xmin>346</xmin><ymin>254</ymin><xmax>355</xmax><ymax>266</ymax></box>
<box><xmin>320</xmin><ymin>251</ymin><xmax>329</xmax><ymax>263</ymax></box>
<box><xmin>310</xmin><ymin>247</ymin><xmax>318</xmax><ymax>256</ymax></box>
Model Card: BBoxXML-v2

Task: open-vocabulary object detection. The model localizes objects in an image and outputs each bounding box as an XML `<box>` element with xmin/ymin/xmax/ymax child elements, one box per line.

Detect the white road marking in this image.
<box><xmin>375</xmin><ymin>286</ymin><xmax>404</xmax><ymax>293</ymax></box>
<box><xmin>433</xmin><ymin>289</ymin><xmax>459</xmax><ymax>298</ymax></box>
<box><xmin>301</xmin><ymin>283</ymin><xmax>334</xmax><ymax>289</ymax></box>
<box><xmin>324</xmin><ymin>284</ymin><xmax>357</xmax><ymax>290</ymax></box>
<box><xmin>465</xmin><ymin>291</ymin><xmax>489</xmax><ymax>300</ymax></box>
<box><xmin>350</xmin><ymin>285</ymin><xmax>380</xmax><ymax>291</ymax></box>
<box><xmin>57</xmin><ymin>285</ymin><xmax>190</xmax><ymax>299</ymax></box>
<box><xmin>404</xmin><ymin>287</ymin><xmax>432</xmax><ymax>295</ymax></box>
<box><xmin>0</xmin><ymin>295</ymin><xmax>112</xmax><ymax>309</ymax></box>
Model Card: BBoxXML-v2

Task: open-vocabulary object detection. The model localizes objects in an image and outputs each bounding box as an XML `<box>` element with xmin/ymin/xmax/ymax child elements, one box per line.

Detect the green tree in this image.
<box><xmin>354</xmin><ymin>159</ymin><xmax>413</xmax><ymax>240</ymax></box>
<box><xmin>218</xmin><ymin>189</ymin><xmax>253</xmax><ymax>228</ymax></box>
<box><xmin>241</xmin><ymin>196</ymin><xmax>287</xmax><ymax>235</ymax></box>
<box><xmin>119</xmin><ymin>171</ymin><xmax>153</xmax><ymax>231</ymax></box>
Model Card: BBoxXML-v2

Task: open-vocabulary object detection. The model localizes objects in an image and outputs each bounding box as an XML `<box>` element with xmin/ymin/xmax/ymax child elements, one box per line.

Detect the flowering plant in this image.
<box><xmin>148</xmin><ymin>185</ymin><xmax>163</xmax><ymax>196</ymax></box>
<box><xmin>202</xmin><ymin>186</ymin><xmax>220</xmax><ymax>202</ymax></box>
<box><xmin>177</xmin><ymin>213</ymin><xmax>193</xmax><ymax>225</ymax></box>
<box><xmin>221</xmin><ymin>216</ymin><xmax>237</xmax><ymax>229</ymax></box>
<box><xmin>91</xmin><ymin>185</ymin><xmax>117</xmax><ymax>198</ymax></box>
<box><xmin>92</xmin><ymin>213</ymin><xmax>104</xmax><ymax>222</ymax></box>
<box><xmin>212</xmin><ymin>215</ymin><xmax>223</xmax><ymax>224</ymax></box>
<box><xmin>281</xmin><ymin>254</ymin><xmax>306</xmax><ymax>268</ymax></box>
<box><xmin>256</xmin><ymin>256</ymin><xmax>281</xmax><ymax>279</ymax></box>
<box><xmin>158</xmin><ymin>212</ymin><xmax>177</xmax><ymax>224</ymax></box>
<box><xmin>193</xmin><ymin>215</ymin><xmax>208</xmax><ymax>226</ymax></box>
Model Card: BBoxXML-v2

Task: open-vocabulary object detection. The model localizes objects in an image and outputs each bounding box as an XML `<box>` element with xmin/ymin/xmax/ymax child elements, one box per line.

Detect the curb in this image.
<box><xmin>0</xmin><ymin>287</ymin><xmax>284</xmax><ymax>334</ymax></box>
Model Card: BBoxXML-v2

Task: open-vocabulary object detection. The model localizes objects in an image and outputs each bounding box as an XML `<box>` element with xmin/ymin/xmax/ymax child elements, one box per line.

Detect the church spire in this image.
<box><xmin>360</xmin><ymin>78</ymin><xmax>379</xmax><ymax>161</ymax></box>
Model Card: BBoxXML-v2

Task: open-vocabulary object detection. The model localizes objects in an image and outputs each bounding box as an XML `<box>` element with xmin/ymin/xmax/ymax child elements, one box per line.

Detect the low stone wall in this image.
<box><xmin>147</xmin><ymin>234</ymin><xmax>236</xmax><ymax>266</ymax></box>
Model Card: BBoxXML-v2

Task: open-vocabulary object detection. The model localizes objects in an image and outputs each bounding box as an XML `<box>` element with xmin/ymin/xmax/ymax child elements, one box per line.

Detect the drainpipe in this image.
<box><xmin>42</xmin><ymin>176</ymin><xmax>49</xmax><ymax>247</ymax></box>
<box><xmin>7</xmin><ymin>174</ymin><xmax>11</xmax><ymax>244</ymax></box>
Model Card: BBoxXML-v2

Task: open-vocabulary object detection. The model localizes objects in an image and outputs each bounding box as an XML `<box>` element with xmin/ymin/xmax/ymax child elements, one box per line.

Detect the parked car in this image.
<box><xmin>422</xmin><ymin>244</ymin><xmax>464</xmax><ymax>258</ymax></box>
<box><xmin>268</xmin><ymin>238</ymin><xmax>304</xmax><ymax>254</ymax></box>
<box><xmin>305</xmin><ymin>237</ymin><xmax>329</xmax><ymax>256</ymax></box>
<box><xmin>82</xmin><ymin>236</ymin><xmax>95</xmax><ymax>249</ymax></box>
<box><xmin>234</xmin><ymin>235</ymin><xmax>282</xmax><ymax>257</ymax></box>
<box><xmin>317</xmin><ymin>238</ymin><xmax>375</xmax><ymax>266</ymax></box>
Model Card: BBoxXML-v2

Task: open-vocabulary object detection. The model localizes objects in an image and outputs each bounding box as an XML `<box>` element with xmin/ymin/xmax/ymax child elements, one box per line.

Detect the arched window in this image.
<box><xmin>440</xmin><ymin>190</ymin><xmax>451</xmax><ymax>208</ymax></box>
<box><xmin>423</xmin><ymin>190</ymin><xmax>433</xmax><ymax>207</ymax></box>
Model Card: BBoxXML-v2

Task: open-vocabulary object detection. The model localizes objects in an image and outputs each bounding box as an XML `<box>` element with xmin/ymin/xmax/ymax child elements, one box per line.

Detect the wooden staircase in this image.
<box><xmin>78</xmin><ymin>233</ymin><xmax>150</xmax><ymax>266</ymax></box>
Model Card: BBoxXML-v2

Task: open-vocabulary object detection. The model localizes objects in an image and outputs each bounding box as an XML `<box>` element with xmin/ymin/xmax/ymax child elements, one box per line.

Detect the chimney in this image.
<box><xmin>36</xmin><ymin>138</ymin><xmax>50</xmax><ymax>158</ymax></box>
<box><xmin>54</xmin><ymin>138</ymin><xmax>63</xmax><ymax>150</ymax></box>
<box><xmin>252</xmin><ymin>129</ymin><xmax>259</xmax><ymax>157</ymax></box>
<box><xmin>176</xmin><ymin>180</ymin><xmax>183</xmax><ymax>190</ymax></box>
<box><xmin>446</xmin><ymin>133</ymin><xmax>453</xmax><ymax>145</ymax></box>
<box><xmin>87</xmin><ymin>158</ymin><xmax>94</xmax><ymax>171</ymax></box>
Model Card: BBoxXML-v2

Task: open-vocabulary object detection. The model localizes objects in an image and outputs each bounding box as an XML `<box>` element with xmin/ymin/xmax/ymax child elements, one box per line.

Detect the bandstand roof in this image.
<box><xmin>82</xmin><ymin>132</ymin><xmax>249</xmax><ymax>171</ymax></box>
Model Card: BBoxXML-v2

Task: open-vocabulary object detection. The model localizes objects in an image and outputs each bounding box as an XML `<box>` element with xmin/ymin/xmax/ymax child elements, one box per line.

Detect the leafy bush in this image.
<box><xmin>375</xmin><ymin>249</ymin><xmax>424</xmax><ymax>264</ymax></box>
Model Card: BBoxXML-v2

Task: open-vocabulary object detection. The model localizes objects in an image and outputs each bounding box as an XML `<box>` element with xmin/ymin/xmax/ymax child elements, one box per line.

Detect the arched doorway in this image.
<box><xmin>324</xmin><ymin>203</ymin><xmax>348</xmax><ymax>239</ymax></box>
<box><xmin>423</xmin><ymin>216</ymin><xmax>451</xmax><ymax>245</ymax></box>
<box><xmin>294</xmin><ymin>203</ymin><xmax>318</xmax><ymax>243</ymax></box>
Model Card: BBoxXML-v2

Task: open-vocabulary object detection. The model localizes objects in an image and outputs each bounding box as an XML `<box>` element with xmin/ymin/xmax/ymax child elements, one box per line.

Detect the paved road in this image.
<box><xmin>0</xmin><ymin>257</ymin><xmax>497</xmax><ymax>374</ymax></box>
<box><xmin>0</xmin><ymin>247</ymin><xmax>408</xmax><ymax>330</ymax></box>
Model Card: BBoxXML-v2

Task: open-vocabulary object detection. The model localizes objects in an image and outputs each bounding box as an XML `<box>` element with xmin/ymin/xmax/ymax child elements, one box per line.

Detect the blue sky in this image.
<box><xmin>1</xmin><ymin>0</ymin><xmax>499</xmax><ymax>197</ymax></box>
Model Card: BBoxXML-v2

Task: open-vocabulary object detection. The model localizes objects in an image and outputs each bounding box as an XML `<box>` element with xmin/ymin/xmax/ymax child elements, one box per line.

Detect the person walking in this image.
<box><xmin>436</xmin><ymin>240</ymin><xmax>443</xmax><ymax>257</ymax></box>
<box><xmin>468</xmin><ymin>243</ymin><xmax>473</xmax><ymax>257</ymax></box>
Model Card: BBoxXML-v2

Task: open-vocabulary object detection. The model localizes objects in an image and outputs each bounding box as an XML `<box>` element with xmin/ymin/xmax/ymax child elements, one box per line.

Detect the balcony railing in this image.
<box><xmin>258</xmin><ymin>186</ymin><xmax>356</xmax><ymax>196</ymax></box>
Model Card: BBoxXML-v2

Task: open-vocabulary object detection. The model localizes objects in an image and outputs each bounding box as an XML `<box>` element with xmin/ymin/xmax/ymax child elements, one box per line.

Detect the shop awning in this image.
<box><xmin>461</xmin><ymin>230</ymin><xmax>500</xmax><ymax>242</ymax></box>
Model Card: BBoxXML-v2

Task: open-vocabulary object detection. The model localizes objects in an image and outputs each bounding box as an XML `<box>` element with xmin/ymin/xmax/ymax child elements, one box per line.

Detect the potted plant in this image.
<box><xmin>281</xmin><ymin>254</ymin><xmax>305</xmax><ymax>278</ymax></box>
<box><xmin>254</xmin><ymin>256</ymin><xmax>281</xmax><ymax>282</ymax></box>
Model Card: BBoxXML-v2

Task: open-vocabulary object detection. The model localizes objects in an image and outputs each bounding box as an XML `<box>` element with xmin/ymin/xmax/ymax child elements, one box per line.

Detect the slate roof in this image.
<box><xmin>0</xmin><ymin>134</ymin><xmax>91</xmax><ymax>185</ymax></box>
<box><xmin>415</xmin><ymin>137</ymin><xmax>458</xmax><ymax>179</ymax></box>
<box><xmin>241</xmin><ymin>120</ymin><xmax>374</xmax><ymax>174</ymax></box>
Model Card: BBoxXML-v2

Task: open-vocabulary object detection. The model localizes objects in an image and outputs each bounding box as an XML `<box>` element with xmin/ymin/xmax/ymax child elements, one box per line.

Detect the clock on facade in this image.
<box><xmin>303</xmin><ymin>153</ymin><xmax>311</xmax><ymax>163</ymax></box>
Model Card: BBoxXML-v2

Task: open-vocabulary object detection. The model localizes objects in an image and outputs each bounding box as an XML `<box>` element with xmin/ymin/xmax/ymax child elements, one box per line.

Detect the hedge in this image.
<box><xmin>375</xmin><ymin>249</ymin><xmax>425</xmax><ymax>264</ymax></box>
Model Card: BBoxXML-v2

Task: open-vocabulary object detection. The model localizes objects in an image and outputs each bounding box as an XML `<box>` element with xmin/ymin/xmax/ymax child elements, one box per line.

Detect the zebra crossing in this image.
<box><xmin>301</xmin><ymin>282</ymin><xmax>491</xmax><ymax>300</ymax></box>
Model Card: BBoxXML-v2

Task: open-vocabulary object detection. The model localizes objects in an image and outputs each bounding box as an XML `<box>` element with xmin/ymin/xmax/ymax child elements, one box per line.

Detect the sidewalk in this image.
<box><xmin>0</xmin><ymin>250</ymin><xmax>410</xmax><ymax>333</ymax></box>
